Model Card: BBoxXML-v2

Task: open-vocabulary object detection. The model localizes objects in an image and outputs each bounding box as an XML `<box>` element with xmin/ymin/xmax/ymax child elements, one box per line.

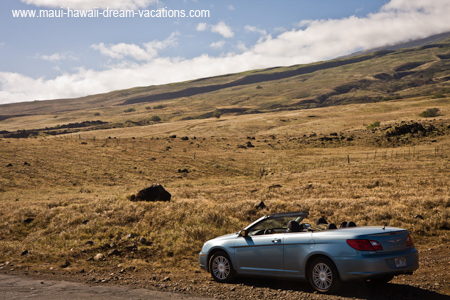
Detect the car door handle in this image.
<box><xmin>272</xmin><ymin>239</ymin><xmax>281</xmax><ymax>244</ymax></box>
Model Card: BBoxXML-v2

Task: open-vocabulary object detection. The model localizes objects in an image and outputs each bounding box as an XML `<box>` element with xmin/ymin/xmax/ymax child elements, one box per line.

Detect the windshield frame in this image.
<box><xmin>244</xmin><ymin>211</ymin><xmax>309</xmax><ymax>236</ymax></box>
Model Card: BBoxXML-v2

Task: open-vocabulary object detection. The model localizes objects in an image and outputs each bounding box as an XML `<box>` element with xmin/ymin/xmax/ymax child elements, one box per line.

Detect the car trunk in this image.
<box><xmin>362</xmin><ymin>229</ymin><xmax>411</xmax><ymax>253</ymax></box>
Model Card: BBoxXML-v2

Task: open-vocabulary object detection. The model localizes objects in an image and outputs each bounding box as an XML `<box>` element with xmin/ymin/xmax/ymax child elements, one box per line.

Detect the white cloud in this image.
<box><xmin>297</xmin><ymin>20</ymin><xmax>313</xmax><ymax>29</ymax></box>
<box><xmin>20</xmin><ymin>0</ymin><xmax>159</xmax><ymax>10</ymax></box>
<box><xmin>92</xmin><ymin>42</ymin><xmax>152</xmax><ymax>61</ymax></box>
<box><xmin>2</xmin><ymin>0</ymin><xmax>450</xmax><ymax>104</ymax></box>
<box><xmin>381</xmin><ymin>0</ymin><xmax>448</xmax><ymax>12</ymax></box>
<box><xmin>91</xmin><ymin>33</ymin><xmax>178</xmax><ymax>61</ymax></box>
<box><xmin>236</xmin><ymin>41</ymin><xmax>248</xmax><ymax>52</ymax></box>
<box><xmin>211</xmin><ymin>21</ymin><xmax>234</xmax><ymax>38</ymax></box>
<box><xmin>197</xmin><ymin>21</ymin><xmax>234</xmax><ymax>38</ymax></box>
<box><xmin>245</xmin><ymin>25</ymin><xmax>267</xmax><ymax>36</ymax></box>
<box><xmin>0</xmin><ymin>54</ymin><xmax>256</xmax><ymax>104</ymax></box>
<box><xmin>210</xmin><ymin>40</ymin><xmax>225</xmax><ymax>49</ymax></box>
<box><xmin>38</xmin><ymin>52</ymin><xmax>78</xmax><ymax>62</ymax></box>
<box><xmin>196</xmin><ymin>23</ymin><xmax>207</xmax><ymax>31</ymax></box>
<box><xmin>144</xmin><ymin>32</ymin><xmax>178</xmax><ymax>56</ymax></box>
<box><xmin>227</xmin><ymin>5</ymin><xmax>235</xmax><ymax>11</ymax></box>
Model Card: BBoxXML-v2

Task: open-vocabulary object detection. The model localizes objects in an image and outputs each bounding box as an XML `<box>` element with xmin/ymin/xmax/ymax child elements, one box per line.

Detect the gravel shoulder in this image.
<box><xmin>1</xmin><ymin>243</ymin><xmax>449</xmax><ymax>300</ymax></box>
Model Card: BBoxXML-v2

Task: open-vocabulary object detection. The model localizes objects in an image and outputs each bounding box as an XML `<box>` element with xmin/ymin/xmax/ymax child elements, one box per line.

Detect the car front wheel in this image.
<box><xmin>209</xmin><ymin>251</ymin><xmax>235</xmax><ymax>283</ymax></box>
<box><xmin>309</xmin><ymin>257</ymin><xmax>341</xmax><ymax>293</ymax></box>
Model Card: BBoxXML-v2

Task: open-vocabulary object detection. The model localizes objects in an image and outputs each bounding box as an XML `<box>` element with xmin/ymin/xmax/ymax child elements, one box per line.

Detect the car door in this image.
<box><xmin>234</xmin><ymin>233</ymin><xmax>284</xmax><ymax>276</ymax></box>
<box><xmin>282</xmin><ymin>232</ymin><xmax>313</xmax><ymax>278</ymax></box>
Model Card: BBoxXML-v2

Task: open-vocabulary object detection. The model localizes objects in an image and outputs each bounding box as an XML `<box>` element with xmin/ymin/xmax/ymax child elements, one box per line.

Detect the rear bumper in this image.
<box><xmin>335</xmin><ymin>248</ymin><xmax>419</xmax><ymax>281</ymax></box>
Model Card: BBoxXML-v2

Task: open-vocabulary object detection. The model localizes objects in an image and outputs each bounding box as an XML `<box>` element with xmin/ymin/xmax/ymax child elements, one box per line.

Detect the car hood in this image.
<box><xmin>209</xmin><ymin>233</ymin><xmax>238</xmax><ymax>242</ymax></box>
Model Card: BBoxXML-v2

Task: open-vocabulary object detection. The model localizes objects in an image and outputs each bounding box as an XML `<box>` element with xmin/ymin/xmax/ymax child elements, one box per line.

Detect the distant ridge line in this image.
<box><xmin>120</xmin><ymin>51</ymin><xmax>393</xmax><ymax>106</ymax></box>
<box><xmin>342</xmin><ymin>31</ymin><xmax>450</xmax><ymax>58</ymax></box>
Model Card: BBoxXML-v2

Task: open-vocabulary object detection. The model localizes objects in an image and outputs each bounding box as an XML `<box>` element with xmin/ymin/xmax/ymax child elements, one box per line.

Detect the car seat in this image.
<box><xmin>287</xmin><ymin>220</ymin><xmax>304</xmax><ymax>232</ymax></box>
<box><xmin>327</xmin><ymin>223</ymin><xmax>337</xmax><ymax>230</ymax></box>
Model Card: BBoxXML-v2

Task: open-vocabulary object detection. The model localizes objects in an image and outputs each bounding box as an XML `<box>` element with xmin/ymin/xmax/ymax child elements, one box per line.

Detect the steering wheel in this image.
<box><xmin>264</xmin><ymin>228</ymin><xmax>274</xmax><ymax>235</ymax></box>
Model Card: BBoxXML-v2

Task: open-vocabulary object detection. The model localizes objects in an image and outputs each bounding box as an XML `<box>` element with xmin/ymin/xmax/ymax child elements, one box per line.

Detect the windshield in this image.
<box><xmin>247</xmin><ymin>213</ymin><xmax>307</xmax><ymax>236</ymax></box>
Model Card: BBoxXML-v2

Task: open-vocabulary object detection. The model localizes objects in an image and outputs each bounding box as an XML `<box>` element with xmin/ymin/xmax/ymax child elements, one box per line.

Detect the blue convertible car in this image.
<box><xmin>199</xmin><ymin>211</ymin><xmax>419</xmax><ymax>293</ymax></box>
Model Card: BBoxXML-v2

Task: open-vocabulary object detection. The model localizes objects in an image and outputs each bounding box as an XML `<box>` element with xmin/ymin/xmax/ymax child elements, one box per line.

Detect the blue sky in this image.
<box><xmin>1</xmin><ymin>0</ymin><xmax>450</xmax><ymax>105</ymax></box>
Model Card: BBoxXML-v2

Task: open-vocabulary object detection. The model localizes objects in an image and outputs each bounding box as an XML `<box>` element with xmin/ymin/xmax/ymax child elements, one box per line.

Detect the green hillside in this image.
<box><xmin>1</xmin><ymin>38</ymin><xmax>450</xmax><ymax>136</ymax></box>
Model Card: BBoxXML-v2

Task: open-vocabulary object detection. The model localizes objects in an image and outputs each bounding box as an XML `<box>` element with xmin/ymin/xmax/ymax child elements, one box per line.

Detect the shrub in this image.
<box><xmin>419</xmin><ymin>108</ymin><xmax>440</xmax><ymax>118</ymax></box>
<box><xmin>123</xmin><ymin>108</ymin><xmax>136</xmax><ymax>113</ymax></box>
<box><xmin>145</xmin><ymin>106</ymin><xmax>152</xmax><ymax>110</ymax></box>
<box><xmin>212</xmin><ymin>110</ymin><xmax>222</xmax><ymax>119</ymax></box>
<box><xmin>153</xmin><ymin>105</ymin><xmax>166</xmax><ymax>109</ymax></box>
<box><xmin>366</xmin><ymin>121</ymin><xmax>380</xmax><ymax>129</ymax></box>
<box><xmin>431</xmin><ymin>92</ymin><xmax>446</xmax><ymax>99</ymax></box>
<box><xmin>94</xmin><ymin>113</ymin><xmax>101</xmax><ymax>116</ymax></box>
<box><xmin>150</xmin><ymin>115</ymin><xmax>161</xmax><ymax>122</ymax></box>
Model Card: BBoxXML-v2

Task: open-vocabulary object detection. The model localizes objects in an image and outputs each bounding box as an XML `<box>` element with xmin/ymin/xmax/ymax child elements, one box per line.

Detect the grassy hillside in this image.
<box><xmin>1</xmin><ymin>38</ymin><xmax>450</xmax><ymax>136</ymax></box>
<box><xmin>1</xmin><ymin>98</ymin><xmax>450</xmax><ymax>270</ymax></box>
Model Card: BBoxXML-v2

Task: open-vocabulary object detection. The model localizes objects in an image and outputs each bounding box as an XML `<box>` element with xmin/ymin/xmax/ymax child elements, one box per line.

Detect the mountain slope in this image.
<box><xmin>120</xmin><ymin>52</ymin><xmax>391</xmax><ymax>105</ymax></box>
<box><xmin>1</xmin><ymin>36</ymin><xmax>450</xmax><ymax>134</ymax></box>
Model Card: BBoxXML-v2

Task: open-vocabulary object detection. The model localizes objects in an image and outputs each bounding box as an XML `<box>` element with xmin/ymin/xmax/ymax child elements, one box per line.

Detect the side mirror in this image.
<box><xmin>238</xmin><ymin>230</ymin><xmax>247</xmax><ymax>237</ymax></box>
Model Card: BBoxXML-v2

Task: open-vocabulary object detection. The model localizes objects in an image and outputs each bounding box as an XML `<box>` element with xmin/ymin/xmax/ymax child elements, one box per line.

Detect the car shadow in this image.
<box><xmin>234</xmin><ymin>277</ymin><xmax>450</xmax><ymax>299</ymax></box>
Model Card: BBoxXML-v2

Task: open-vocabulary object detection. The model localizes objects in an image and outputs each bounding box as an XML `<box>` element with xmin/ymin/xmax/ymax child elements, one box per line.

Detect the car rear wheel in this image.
<box><xmin>309</xmin><ymin>257</ymin><xmax>341</xmax><ymax>294</ymax></box>
<box><xmin>209</xmin><ymin>251</ymin><xmax>235</xmax><ymax>283</ymax></box>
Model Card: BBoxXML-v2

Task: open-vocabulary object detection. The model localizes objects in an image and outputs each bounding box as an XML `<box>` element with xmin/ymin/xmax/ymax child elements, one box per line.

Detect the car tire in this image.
<box><xmin>309</xmin><ymin>257</ymin><xmax>341</xmax><ymax>294</ymax></box>
<box><xmin>209</xmin><ymin>251</ymin><xmax>235</xmax><ymax>283</ymax></box>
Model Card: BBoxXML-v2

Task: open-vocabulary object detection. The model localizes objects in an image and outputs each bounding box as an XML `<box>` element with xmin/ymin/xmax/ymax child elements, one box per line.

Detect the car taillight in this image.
<box><xmin>347</xmin><ymin>239</ymin><xmax>383</xmax><ymax>251</ymax></box>
<box><xmin>405</xmin><ymin>234</ymin><xmax>414</xmax><ymax>247</ymax></box>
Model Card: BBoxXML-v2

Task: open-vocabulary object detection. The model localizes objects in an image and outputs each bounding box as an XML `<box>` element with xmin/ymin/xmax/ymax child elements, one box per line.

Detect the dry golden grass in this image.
<box><xmin>1</xmin><ymin>99</ymin><xmax>450</xmax><ymax>275</ymax></box>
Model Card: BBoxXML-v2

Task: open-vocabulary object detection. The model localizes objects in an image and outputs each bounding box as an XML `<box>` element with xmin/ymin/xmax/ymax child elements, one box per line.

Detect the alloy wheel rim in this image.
<box><xmin>312</xmin><ymin>263</ymin><xmax>333</xmax><ymax>290</ymax></box>
<box><xmin>212</xmin><ymin>256</ymin><xmax>230</xmax><ymax>280</ymax></box>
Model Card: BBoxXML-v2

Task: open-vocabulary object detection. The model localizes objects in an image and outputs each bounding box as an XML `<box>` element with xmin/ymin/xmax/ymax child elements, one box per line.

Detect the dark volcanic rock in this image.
<box><xmin>24</xmin><ymin>218</ymin><xmax>34</xmax><ymax>224</ymax></box>
<box><xmin>386</xmin><ymin>122</ymin><xmax>427</xmax><ymax>137</ymax></box>
<box><xmin>108</xmin><ymin>249</ymin><xmax>121</xmax><ymax>256</ymax></box>
<box><xmin>132</xmin><ymin>184</ymin><xmax>171</xmax><ymax>202</ymax></box>
<box><xmin>255</xmin><ymin>201</ymin><xmax>266</xmax><ymax>210</ymax></box>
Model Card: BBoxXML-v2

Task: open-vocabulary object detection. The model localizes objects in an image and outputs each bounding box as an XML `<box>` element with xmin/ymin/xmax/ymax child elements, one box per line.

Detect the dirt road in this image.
<box><xmin>0</xmin><ymin>274</ymin><xmax>212</xmax><ymax>300</ymax></box>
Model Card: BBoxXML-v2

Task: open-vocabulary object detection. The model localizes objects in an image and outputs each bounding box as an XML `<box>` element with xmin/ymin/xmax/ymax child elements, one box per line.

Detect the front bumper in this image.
<box><xmin>199</xmin><ymin>251</ymin><xmax>208</xmax><ymax>272</ymax></box>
